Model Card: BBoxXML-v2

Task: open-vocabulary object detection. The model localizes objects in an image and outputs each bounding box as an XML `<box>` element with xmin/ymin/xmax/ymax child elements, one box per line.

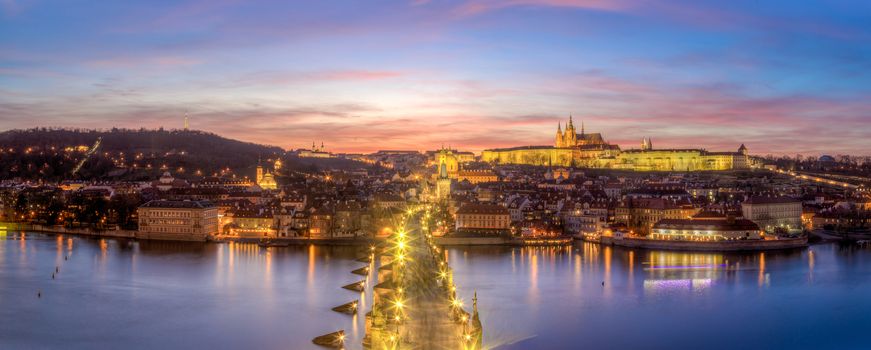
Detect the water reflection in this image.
<box><xmin>0</xmin><ymin>233</ymin><xmax>368</xmax><ymax>350</ymax></box>
<box><xmin>444</xmin><ymin>242</ymin><xmax>839</xmax><ymax>350</ymax></box>
<box><xmin>3</xmin><ymin>234</ymin><xmax>871</xmax><ymax>350</ymax></box>
<box><xmin>643</xmin><ymin>250</ymin><xmax>721</xmax><ymax>295</ymax></box>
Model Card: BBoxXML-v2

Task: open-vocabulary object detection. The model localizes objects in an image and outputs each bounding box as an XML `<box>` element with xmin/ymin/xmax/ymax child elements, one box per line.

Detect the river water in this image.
<box><xmin>2</xmin><ymin>231</ymin><xmax>871</xmax><ymax>350</ymax></box>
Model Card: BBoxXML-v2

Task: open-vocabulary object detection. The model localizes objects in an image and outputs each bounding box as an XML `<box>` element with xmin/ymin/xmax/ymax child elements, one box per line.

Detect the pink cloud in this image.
<box><xmin>87</xmin><ymin>56</ymin><xmax>203</xmax><ymax>68</ymax></box>
<box><xmin>453</xmin><ymin>0</ymin><xmax>631</xmax><ymax>17</ymax></box>
<box><xmin>312</xmin><ymin>70</ymin><xmax>405</xmax><ymax>81</ymax></box>
<box><xmin>227</xmin><ymin>69</ymin><xmax>406</xmax><ymax>88</ymax></box>
<box><xmin>4</xmin><ymin>66</ymin><xmax>870</xmax><ymax>156</ymax></box>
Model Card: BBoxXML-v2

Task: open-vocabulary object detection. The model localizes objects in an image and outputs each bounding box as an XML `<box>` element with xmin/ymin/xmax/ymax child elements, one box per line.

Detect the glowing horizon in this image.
<box><xmin>2</xmin><ymin>1</ymin><xmax>870</xmax><ymax>156</ymax></box>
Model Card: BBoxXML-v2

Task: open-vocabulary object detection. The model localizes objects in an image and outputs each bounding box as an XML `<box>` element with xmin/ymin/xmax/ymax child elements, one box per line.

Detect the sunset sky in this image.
<box><xmin>2</xmin><ymin>0</ymin><xmax>870</xmax><ymax>155</ymax></box>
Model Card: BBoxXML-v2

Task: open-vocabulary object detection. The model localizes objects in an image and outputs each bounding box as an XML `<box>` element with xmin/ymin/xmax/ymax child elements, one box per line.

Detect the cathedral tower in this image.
<box><xmin>564</xmin><ymin>115</ymin><xmax>577</xmax><ymax>147</ymax></box>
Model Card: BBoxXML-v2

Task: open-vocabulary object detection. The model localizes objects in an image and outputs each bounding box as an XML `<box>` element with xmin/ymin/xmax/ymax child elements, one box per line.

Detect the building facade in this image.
<box><xmin>481</xmin><ymin>116</ymin><xmax>750</xmax><ymax>171</ymax></box>
<box><xmin>742</xmin><ymin>196</ymin><xmax>803</xmax><ymax>233</ymax></box>
<box><xmin>455</xmin><ymin>203</ymin><xmax>511</xmax><ymax>234</ymax></box>
<box><xmin>458</xmin><ymin>169</ymin><xmax>498</xmax><ymax>184</ymax></box>
<box><xmin>651</xmin><ymin>217</ymin><xmax>762</xmax><ymax>241</ymax></box>
<box><xmin>616</xmin><ymin>198</ymin><xmax>700</xmax><ymax>235</ymax></box>
<box><xmin>137</xmin><ymin>200</ymin><xmax>219</xmax><ymax>241</ymax></box>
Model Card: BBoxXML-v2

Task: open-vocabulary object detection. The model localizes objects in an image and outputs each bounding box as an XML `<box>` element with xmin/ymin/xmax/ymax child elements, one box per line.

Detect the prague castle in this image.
<box><xmin>481</xmin><ymin>116</ymin><xmax>749</xmax><ymax>171</ymax></box>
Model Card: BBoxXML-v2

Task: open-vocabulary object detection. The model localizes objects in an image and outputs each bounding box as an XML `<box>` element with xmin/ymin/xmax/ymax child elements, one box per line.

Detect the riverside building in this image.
<box><xmin>742</xmin><ymin>196</ymin><xmax>803</xmax><ymax>233</ymax></box>
<box><xmin>455</xmin><ymin>203</ymin><xmax>511</xmax><ymax>235</ymax></box>
<box><xmin>651</xmin><ymin>216</ymin><xmax>763</xmax><ymax>241</ymax></box>
<box><xmin>137</xmin><ymin>200</ymin><xmax>219</xmax><ymax>241</ymax></box>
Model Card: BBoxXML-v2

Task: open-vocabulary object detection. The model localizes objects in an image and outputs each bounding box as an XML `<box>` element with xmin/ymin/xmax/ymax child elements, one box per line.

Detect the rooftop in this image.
<box><xmin>654</xmin><ymin>218</ymin><xmax>760</xmax><ymax>231</ymax></box>
<box><xmin>456</xmin><ymin>203</ymin><xmax>509</xmax><ymax>215</ymax></box>
<box><xmin>140</xmin><ymin>200</ymin><xmax>215</xmax><ymax>209</ymax></box>
<box><xmin>744</xmin><ymin>196</ymin><xmax>801</xmax><ymax>205</ymax></box>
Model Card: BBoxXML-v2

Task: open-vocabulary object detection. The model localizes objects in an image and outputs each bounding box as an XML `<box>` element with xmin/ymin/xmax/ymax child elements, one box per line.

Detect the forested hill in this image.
<box><xmin>0</xmin><ymin>128</ymin><xmax>284</xmax><ymax>181</ymax></box>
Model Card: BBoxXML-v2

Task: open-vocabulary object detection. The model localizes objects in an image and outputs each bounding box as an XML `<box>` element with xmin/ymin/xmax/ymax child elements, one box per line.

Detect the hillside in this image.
<box><xmin>0</xmin><ymin>128</ymin><xmax>284</xmax><ymax>181</ymax></box>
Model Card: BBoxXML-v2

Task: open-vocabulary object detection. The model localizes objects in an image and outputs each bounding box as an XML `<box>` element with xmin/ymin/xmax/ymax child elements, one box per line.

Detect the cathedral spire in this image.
<box><xmin>557</xmin><ymin>122</ymin><xmax>561</xmax><ymax>133</ymax></box>
<box><xmin>568</xmin><ymin>114</ymin><xmax>574</xmax><ymax>128</ymax></box>
<box><xmin>581</xmin><ymin>120</ymin><xmax>585</xmax><ymax>135</ymax></box>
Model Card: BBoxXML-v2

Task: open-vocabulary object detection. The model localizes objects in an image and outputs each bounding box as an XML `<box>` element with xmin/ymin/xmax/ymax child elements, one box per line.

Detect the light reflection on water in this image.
<box><xmin>0</xmin><ymin>232</ymin><xmax>373</xmax><ymax>350</ymax></box>
<box><xmin>3</xmin><ymin>233</ymin><xmax>871</xmax><ymax>350</ymax></box>
<box><xmin>446</xmin><ymin>242</ymin><xmax>871</xmax><ymax>350</ymax></box>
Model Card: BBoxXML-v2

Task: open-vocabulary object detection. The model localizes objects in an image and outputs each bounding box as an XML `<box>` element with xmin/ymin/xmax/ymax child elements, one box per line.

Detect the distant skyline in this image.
<box><xmin>2</xmin><ymin>0</ymin><xmax>870</xmax><ymax>155</ymax></box>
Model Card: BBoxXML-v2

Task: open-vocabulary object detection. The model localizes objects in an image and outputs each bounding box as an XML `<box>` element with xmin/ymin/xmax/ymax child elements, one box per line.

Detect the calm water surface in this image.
<box><xmin>2</xmin><ymin>232</ymin><xmax>871</xmax><ymax>350</ymax></box>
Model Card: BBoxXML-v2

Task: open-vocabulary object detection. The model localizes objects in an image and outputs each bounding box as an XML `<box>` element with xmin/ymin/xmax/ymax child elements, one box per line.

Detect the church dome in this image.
<box><xmin>258</xmin><ymin>171</ymin><xmax>278</xmax><ymax>190</ymax></box>
<box><xmin>159</xmin><ymin>171</ymin><xmax>174</xmax><ymax>184</ymax></box>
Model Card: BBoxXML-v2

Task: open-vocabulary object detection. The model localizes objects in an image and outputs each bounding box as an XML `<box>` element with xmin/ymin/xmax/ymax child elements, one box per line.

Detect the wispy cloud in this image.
<box><xmin>2</xmin><ymin>0</ymin><xmax>870</xmax><ymax>156</ymax></box>
<box><xmin>452</xmin><ymin>0</ymin><xmax>631</xmax><ymax>17</ymax></box>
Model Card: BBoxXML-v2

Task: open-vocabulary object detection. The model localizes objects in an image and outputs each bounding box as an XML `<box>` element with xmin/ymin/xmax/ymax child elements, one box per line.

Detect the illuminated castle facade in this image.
<box><xmin>481</xmin><ymin>116</ymin><xmax>750</xmax><ymax>171</ymax></box>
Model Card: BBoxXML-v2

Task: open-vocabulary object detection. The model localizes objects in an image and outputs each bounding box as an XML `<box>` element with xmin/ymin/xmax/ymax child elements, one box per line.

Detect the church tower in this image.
<box><xmin>436</xmin><ymin>147</ymin><xmax>456</xmax><ymax>199</ymax></box>
<box><xmin>642</xmin><ymin>137</ymin><xmax>653</xmax><ymax>151</ymax></box>
<box><xmin>564</xmin><ymin>115</ymin><xmax>577</xmax><ymax>147</ymax></box>
<box><xmin>555</xmin><ymin>122</ymin><xmax>564</xmax><ymax>148</ymax></box>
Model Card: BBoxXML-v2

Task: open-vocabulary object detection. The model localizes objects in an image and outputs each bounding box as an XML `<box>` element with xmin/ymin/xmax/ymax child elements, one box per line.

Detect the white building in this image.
<box><xmin>741</xmin><ymin>196</ymin><xmax>802</xmax><ymax>233</ymax></box>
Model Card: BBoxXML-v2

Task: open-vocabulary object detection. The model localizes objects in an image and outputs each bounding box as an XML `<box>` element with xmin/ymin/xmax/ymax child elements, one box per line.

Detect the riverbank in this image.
<box><xmin>434</xmin><ymin>236</ymin><xmax>573</xmax><ymax>246</ymax></box>
<box><xmin>591</xmin><ymin>235</ymin><xmax>808</xmax><ymax>252</ymax></box>
<box><xmin>809</xmin><ymin>229</ymin><xmax>871</xmax><ymax>242</ymax></box>
<box><xmin>0</xmin><ymin>222</ymin><xmax>381</xmax><ymax>245</ymax></box>
<box><xmin>1</xmin><ymin>222</ymin><xmax>135</xmax><ymax>239</ymax></box>
<box><xmin>211</xmin><ymin>236</ymin><xmax>379</xmax><ymax>246</ymax></box>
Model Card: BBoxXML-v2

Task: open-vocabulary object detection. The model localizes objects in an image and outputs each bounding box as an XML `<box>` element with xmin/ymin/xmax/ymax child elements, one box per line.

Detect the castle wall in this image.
<box><xmin>483</xmin><ymin>119</ymin><xmax>749</xmax><ymax>171</ymax></box>
<box><xmin>481</xmin><ymin>147</ymin><xmax>575</xmax><ymax>167</ymax></box>
<box><xmin>482</xmin><ymin>147</ymin><xmax>748</xmax><ymax>171</ymax></box>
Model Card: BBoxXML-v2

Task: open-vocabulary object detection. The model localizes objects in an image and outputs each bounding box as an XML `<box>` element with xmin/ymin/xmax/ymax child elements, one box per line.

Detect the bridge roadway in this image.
<box><xmin>397</xmin><ymin>212</ymin><xmax>466</xmax><ymax>350</ymax></box>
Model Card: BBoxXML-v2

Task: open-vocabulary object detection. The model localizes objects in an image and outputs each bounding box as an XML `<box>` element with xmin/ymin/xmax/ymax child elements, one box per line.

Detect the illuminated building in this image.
<box><xmin>137</xmin><ymin>200</ymin><xmax>218</xmax><ymax>241</ymax></box>
<box><xmin>455</xmin><ymin>203</ymin><xmax>511</xmax><ymax>234</ymax></box>
<box><xmin>562</xmin><ymin>201</ymin><xmax>610</xmax><ymax>235</ymax></box>
<box><xmin>616</xmin><ymin>198</ymin><xmax>700</xmax><ymax>235</ymax></box>
<box><xmin>426</xmin><ymin>149</ymin><xmax>474</xmax><ymax>164</ymax></box>
<box><xmin>435</xmin><ymin>148</ymin><xmax>455</xmax><ymax>199</ymax></box>
<box><xmin>255</xmin><ymin>162</ymin><xmax>278</xmax><ymax>190</ymax></box>
<box><xmin>298</xmin><ymin>141</ymin><xmax>334</xmax><ymax>158</ymax></box>
<box><xmin>555</xmin><ymin>116</ymin><xmax>606</xmax><ymax>148</ymax></box>
<box><xmin>651</xmin><ymin>217</ymin><xmax>762</xmax><ymax>241</ymax></box>
<box><xmin>224</xmin><ymin>211</ymin><xmax>276</xmax><ymax>238</ymax></box>
<box><xmin>309</xmin><ymin>206</ymin><xmax>333</xmax><ymax>238</ymax></box>
<box><xmin>373</xmin><ymin>193</ymin><xmax>406</xmax><ymax>210</ymax></box>
<box><xmin>611</xmin><ymin>145</ymin><xmax>748</xmax><ymax>171</ymax></box>
<box><xmin>741</xmin><ymin>196</ymin><xmax>802</xmax><ymax>233</ymax></box>
<box><xmin>481</xmin><ymin>116</ymin><xmax>750</xmax><ymax>171</ymax></box>
<box><xmin>152</xmin><ymin>171</ymin><xmax>189</xmax><ymax>191</ymax></box>
<box><xmin>457</xmin><ymin>169</ymin><xmax>498</xmax><ymax>184</ymax></box>
<box><xmin>436</xmin><ymin>148</ymin><xmax>460</xmax><ymax>179</ymax></box>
